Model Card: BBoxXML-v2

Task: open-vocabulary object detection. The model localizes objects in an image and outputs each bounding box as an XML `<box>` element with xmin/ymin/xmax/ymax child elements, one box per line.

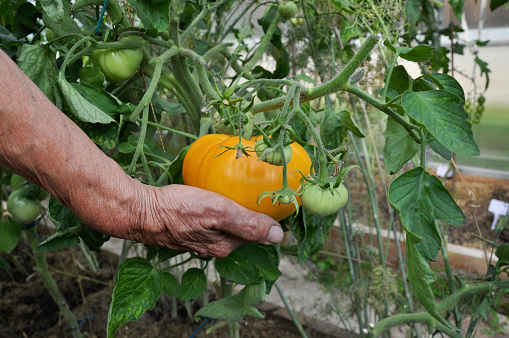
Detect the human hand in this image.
<box><xmin>127</xmin><ymin>184</ymin><xmax>284</xmax><ymax>258</ymax></box>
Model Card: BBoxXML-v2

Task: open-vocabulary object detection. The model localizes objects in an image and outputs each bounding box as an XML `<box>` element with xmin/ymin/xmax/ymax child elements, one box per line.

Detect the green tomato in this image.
<box><xmin>7</xmin><ymin>188</ymin><xmax>42</xmax><ymax>224</ymax></box>
<box><xmin>278</xmin><ymin>2</ymin><xmax>298</xmax><ymax>19</ymax></box>
<box><xmin>278</xmin><ymin>195</ymin><xmax>292</xmax><ymax>204</ymax></box>
<box><xmin>91</xmin><ymin>36</ymin><xmax>143</xmax><ymax>83</ymax></box>
<box><xmin>301</xmin><ymin>183</ymin><xmax>348</xmax><ymax>217</ymax></box>
<box><xmin>255</xmin><ymin>139</ymin><xmax>293</xmax><ymax>166</ymax></box>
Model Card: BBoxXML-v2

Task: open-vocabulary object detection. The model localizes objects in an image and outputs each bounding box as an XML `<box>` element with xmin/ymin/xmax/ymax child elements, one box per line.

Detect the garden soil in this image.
<box><xmin>0</xmin><ymin>235</ymin><xmax>336</xmax><ymax>338</ymax></box>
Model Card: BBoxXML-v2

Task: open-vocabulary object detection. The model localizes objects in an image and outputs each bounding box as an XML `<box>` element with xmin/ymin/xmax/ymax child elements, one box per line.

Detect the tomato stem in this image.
<box><xmin>244</xmin><ymin>11</ymin><xmax>281</xmax><ymax>71</ymax></box>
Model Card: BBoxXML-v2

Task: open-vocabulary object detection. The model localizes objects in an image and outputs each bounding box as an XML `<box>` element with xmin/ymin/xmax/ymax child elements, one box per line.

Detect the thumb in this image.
<box><xmin>220</xmin><ymin>206</ymin><xmax>284</xmax><ymax>245</ymax></box>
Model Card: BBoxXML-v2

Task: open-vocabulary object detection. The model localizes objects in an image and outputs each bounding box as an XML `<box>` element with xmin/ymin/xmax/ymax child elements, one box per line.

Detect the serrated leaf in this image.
<box><xmin>495</xmin><ymin>243</ymin><xmax>509</xmax><ymax>267</ymax></box>
<box><xmin>389</xmin><ymin>167</ymin><xmax>465</xmax><ymax>261</ymax></box>
<box><xmin>48</xmin><ymin>196</ymin><xmax>80</xmax><ymax>232</ymax></box>
<box><xmin>161</xmin><ymin>272</ymin><xmax>179</xmax><ymax>297</ymax></box>
<box><xmin>179</xmin><ymin>268</ymin><xmax>207</xmax><ymax>300</ymax></box>
<box><xmin>427</xmin><ymin>135</ymin><xmax>452</xmax><ymax>161</ymax></box>
<box><xmin>215</xmin><ymin>244</ymin><xmax>280</xmax><ymax>285</ymax></box>
<box><xmin>475</xmin><ymin>56</ymin><xmax>491</xmax><ymax>90</ymax></box>
<box><xmin>398</xmin><ymin>45</ymin><xmax>435</xmax><ymax>62</ymax></box>
<box><xmin>107</xmin><ymin>257</ymin><xmax>163</xmax><ymax>337</ymax></box>
<box><xmin>0</xmin><ymin>219</ymin><xmax>22</xmax><ymax>253</ymax></box>
<box><xmin>18</xmin><ymin>44</ymin><xmax>58</xmax><ymax>103</ymax></box>
<box><xmin>0</xmin><ymin>25</ymin><xmax>24</xmax><ymax>42</ymax></box>
<box><xmin>39</xmin><ymin>0</ymin><xmax>64</xmax><ymax>25</ymax></box>
<box><xmin>406</xmin><ymin>232</ymin><xmax>457</xmax><ymax>330</ymax></box>
<box><xmin>389</xmin><ymin>65</ymin><xmax>412</xmax><ymax>94</ymax></box>
<box><xmin>35</xmin><ymin>230</ymin><xmax>80</xmax><ymax>252</ymax></box>
<box><xmin>41</xmin><ymin>0</ymin><xmax>81</xmax><ymax>37</ymax></box>
<box><xmin>402</xmin><ymin>90</ymin><xmax>479</xmax><ymax>156</ymax></box>
<box><xmin>429</xmin><ymin>73</ymin><xmax>465</xmax><ymax>106</ymax></box>
<box><xmin>383</xmin><ymin>116</ymin><xmax>419</xmax><ymax>174</ymax></box>
<box><xmin>126</xmin><ymin>0</ymin><xmax>171</xmax><ymax>34</ymax></box>
<box><xmin>57</xmin><ymin>72</ymin><xmax>115</xmax><ymax>124</ymax></box>
<box><xmin>194</xmin><ymin>283</ymin><xmax>266</xmax><ymax>321</ymax></box>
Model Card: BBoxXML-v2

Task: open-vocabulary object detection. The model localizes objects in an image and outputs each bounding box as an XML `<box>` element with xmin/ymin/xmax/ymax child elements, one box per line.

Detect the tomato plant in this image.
<box><xmin>91</xmin><ymin>36</ymin><xmax>143</xmax><ymax>83</ymax></box>
<box><xmin>182</xmin><ymin>134</ymin><xmax>311</xmax><ymax>221</ymax></box>
<box><xmin>1</xmin><ymin>0</ymin><xmax>503</xmax><ymax>337</ymax></box>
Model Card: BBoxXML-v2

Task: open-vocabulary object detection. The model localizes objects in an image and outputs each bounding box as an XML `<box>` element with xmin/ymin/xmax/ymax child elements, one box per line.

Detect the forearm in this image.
<box><xmin>0</xmin><ymin>50</ymin><xmax>142</xmax><ymax>238</ymax></box>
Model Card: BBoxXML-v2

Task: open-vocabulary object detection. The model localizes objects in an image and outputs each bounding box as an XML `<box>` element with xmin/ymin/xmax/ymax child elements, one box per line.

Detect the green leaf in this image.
<box><xmin>48</xmin><ymin>196</ymin><xmax>80</xmax><ymax>232</ymax></box>
<box><xmin>215</xmin><ymin>243</ymin><xmax>281</xmax><ymax>285</ymax></box>
<box><xmin>41</xmin><ymin>0</ymin><xmax>81</xmax><ymax>37</ymax></box>
<box><xmin>429</xmin><ymin>73</ymin><xmax>465</xmax><ymax>106</ymax></box>
<box><xmin>35</xmin><ymin>229</ymin><xmax>80</xmax><ymax>252</ymax></box>
<box><xmin>427</xmin><ymin>135</ymin><xmax>452</xmax><ymax>161</ymax></box>
<box><xmin>0</xmin><ymin>255</ymin><xmax>10</xmax><ymax>269</ymax></box>
<box><xmin>474</xmin><ymin>56</ymin><xmax>491</xmax><ymax>90</ymax></box>
<box><xmin>39</xmin><ymin>0</ymin><xmax>64</xmax><ymax>25</ymax></box>
<box><xmin>0</xmin><ymin>25</ymin><xmax>24</xmax><ymax>42</ymax></box>
<box><xmin>495</xmin><ymin>243</ymin><xmax>509</xmax><ymax>267</ymax></box>
<box><xmin>402</xmin><ymin>90</ymin><xmax>480</xmax><ymax>156</ymax></box>
<box><xmin>161</xmin><ymin>272</ymin><xmax>180</xmax><ymax>297</ymax></box>
<box><xmin>389</xmin><ymin>167</ymin><xmax>466</xmax><ymax>261</ymax></box>
<box><xmin>57</xmin><ymin>72</ymin><xmax>115</xmax><ymax>124</ymax></box>
<box><xmin>126</xmin><ymin>0</ymin><xmax>171</xmax><ymax>34</ymax></box>
<box><xmin>340</xmin><ymin>18</ymin><xmax>362</xmax><ymax>44</ymax></box>
<box><xmin>321</xmin><ymin>107</ymin><xmax>365</xmax><ymax>148</ymax></box>
<box><xmin>404</xmin><ymin>0</ymin><xmax>421</xmax><ymax>21</ymax></box>
<box><xmin>0</xmin><ymin>219</ymin><xmax>22</xmax><ymax>253</ymax></box>
<box><xmin>383</xmin><ymin>116</ymin><xmax>419</xmax><ymax>174</ymax></box>
<box><xmin>179</xmin><ymin>268</ymin><xmax>207</xmax><ymax>300</ymax></box>
<box><xmin>491</xmin><ymin>0</ymin><xmax>509</xmax><ymax>11</ymax></box>
<box><xmin>406</xmin><ymin>232</ymin><xmax>457</xmax><ymax>330</ymax></box>
<box><xmin>396</xmin><ymin>45</ymin><xmax>435</xmax><ymax>62</ymax></box>
<box><xmin>388</xmin><ymin>65</ymin><xmax>412</xmax><ymax>94</ymax></box>
<box><xmin>107</xmin><ymin>257</ymin><xmax>163</xmax><ymax>338</ymax></box>
<box><xmin>448</xmin><ymin>0</ymin><xmax>465</xmax><ymax>21</ymax></box>
<box><xmin>152</xmin><ymin>95</ymin><xmax>187</xmax><ymax>116</ymax></box>
<box><xmin>194</xmin><ymin>283</ymin><xmax>266</xmax><ymax>321</ymax></box>
<box><xmin>17</xmin><ymin>44</ymin><xmax>58</xmax><ymax>103</ymax></box>
<box><xmin>294</xmin><ymin>74</ymin><xmax>317</xmax><ymax>85</ymax></box>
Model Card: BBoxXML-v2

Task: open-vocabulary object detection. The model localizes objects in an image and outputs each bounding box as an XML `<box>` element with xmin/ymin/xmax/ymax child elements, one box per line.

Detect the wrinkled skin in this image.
<box><xmin>0</xmin><ymin>50</ymin><xmax>283</xmax><ymax>258</ymax></box>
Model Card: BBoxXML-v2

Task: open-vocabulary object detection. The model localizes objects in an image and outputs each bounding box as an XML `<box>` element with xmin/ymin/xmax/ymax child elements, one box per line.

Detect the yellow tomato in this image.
<box><xmin>182</xmin><ymin>134</ymin><xmax>311</xmax><ymax>221</ymax></box>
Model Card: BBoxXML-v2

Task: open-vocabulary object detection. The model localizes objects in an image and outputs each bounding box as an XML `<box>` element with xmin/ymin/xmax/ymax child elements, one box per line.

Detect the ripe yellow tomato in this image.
<box><xmin>182</xmin><ymin>134</ymin><xmax>311</xmax><ymax>221</ymax></box>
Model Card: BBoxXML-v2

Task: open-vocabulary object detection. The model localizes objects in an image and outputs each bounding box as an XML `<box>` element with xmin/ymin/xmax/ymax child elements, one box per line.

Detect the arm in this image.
<box><xmin>0</xmin><ymin>50</ymin><xmax>283</xmax><ymax>257</ymax></box>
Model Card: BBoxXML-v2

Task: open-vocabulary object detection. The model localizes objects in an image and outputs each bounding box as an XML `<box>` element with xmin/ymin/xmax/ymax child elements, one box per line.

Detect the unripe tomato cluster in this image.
<box><xmin>465</xmin><ymin>95</ymin><xmax>486</xmax><ymax>125</ymax></box>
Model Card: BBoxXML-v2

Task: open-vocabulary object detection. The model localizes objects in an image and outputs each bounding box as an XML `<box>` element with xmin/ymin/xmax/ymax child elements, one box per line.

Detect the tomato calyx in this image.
<box><xmin>257</xmin><ymin>186</ymin><xmax>301</xmax><ymax>216</ymax></box>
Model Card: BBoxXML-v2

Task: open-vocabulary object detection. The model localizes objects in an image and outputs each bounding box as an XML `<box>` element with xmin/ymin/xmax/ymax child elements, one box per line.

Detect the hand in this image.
<box><xmin>131</xmin><ymin>184</ymin><xmax>284</xmax><ymax>258</ymax></box>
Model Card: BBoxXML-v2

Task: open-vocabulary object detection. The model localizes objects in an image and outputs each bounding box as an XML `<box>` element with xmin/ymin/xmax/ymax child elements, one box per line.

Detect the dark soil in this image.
<box><xmin>0</xmin><ymin>230</ymin><xmax>335</xmax><ymax>338</ymax></box>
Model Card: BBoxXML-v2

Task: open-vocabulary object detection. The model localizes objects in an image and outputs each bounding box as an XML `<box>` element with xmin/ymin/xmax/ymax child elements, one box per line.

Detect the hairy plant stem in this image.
<box><xmin>244</xmin><ymin>11</ymin><xmax>281</xmax><ymax>71</ymax></box>
<box><xmin>180</xmin><ymin>0</ymin><xmax>229</xmax><ymax>44</ymax></box>
<box><xmin>250</xmin><ymin>36</ymin><xmax>379</xmax><ymax>115</ymax></box>
<box><xmin>127</xmin><ymin>105</ymin><xmax>150</xmax><ymax>176</ymax></box>
<box><xmin>27</xmin><ymin>231</ymin><xmax>83</xmax><ymax>338</ymax></box>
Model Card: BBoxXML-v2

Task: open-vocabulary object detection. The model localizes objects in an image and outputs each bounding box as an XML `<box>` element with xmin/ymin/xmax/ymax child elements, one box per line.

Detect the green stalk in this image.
<box><xmin>420</xmin><ymin>128</ymin><xmax>426</xmax><ymax>167</ymax></box>
<box><xmin>28</xmin><ymin>231</ymin><xmax>83</xmax><ymax>338</ymax></box>
<box><xmin>180</xmin><ymin>0</ymin><xmax>229</xmax><ymax>44</ymax></box>
<box><xmin>143</xmin><ymin>120</ymin><xmax>198</xmax><ymax>140</ymax></box>
<box><xmin>219</xmin><ymin>276</ymin><xmax>239</xmax><ymax>338</ymax></box>
<box><xmin>130</xmin><ymin>47</ymin><xmax>179</xmax><ymax>121</ymax></box>
<box><xmin>180</xmin><ymin>49</ymin><xmax>220</xmax><ymax>100</ymax></box>
<box><xmin>127</xmin><ymin>105</ymin><xmax>150</xmax><ymax>176</ymax></box>
<box><xmin>244</xmin><ymin>11</ymin><xmax>281</xmax><ymax>71</ymax></box>
<box><xmin>371</xmin><ymin>279</ymin><xmax>509</xmax><ymax>337</ymax></box>
<box><xmin>250</xmin><ymin>36</ymin><xmax>379</xmax><ymax>115</ymax></box>
<box><xmin>275</xmin><ymin>282</ymin><xmax>308</xmax><ymax>338</ymax></box>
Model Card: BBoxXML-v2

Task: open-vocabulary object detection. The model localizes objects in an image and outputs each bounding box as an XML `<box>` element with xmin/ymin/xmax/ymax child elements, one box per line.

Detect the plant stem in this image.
<box><xmin>275</xmin><ymin>282</ymin><xmax>308</xmax><ymax>338</ymax></box>
<box><xmin>219</xmin><ymin>276</ymin><xmax>239</xmax><ymax>338</ymax></box>
<box><xmin>27</xmin><ymin>231</ymin><xmax>83</xmax><ymax>338</ymax></box>
<box><xmin>127</xmin><ymin>105</ymin><xmax>149</xmax><ymax>176</ymax></box>
<box><xmin>244</xmin><ymin>11</ymin><xmax>281</xmax><ymax>71</ymax></box>
<box><xmin>250</xmin><ymin>36</ymin><xmax>379</xmax><ymax>115</ymax></box>
<box><xmin>180</xmin><ymin>0</ymin><xmax>229</xmax><ymax>44</ymax></box>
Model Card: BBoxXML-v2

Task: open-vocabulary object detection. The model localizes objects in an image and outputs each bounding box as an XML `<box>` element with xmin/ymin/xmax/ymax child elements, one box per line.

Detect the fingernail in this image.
<box><xmin>267</xmin><ymin>226</ymin><xmax>284</xmax><ymax>243</ymax></box>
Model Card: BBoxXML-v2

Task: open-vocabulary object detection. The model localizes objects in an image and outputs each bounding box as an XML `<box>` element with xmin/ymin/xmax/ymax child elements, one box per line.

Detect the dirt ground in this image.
<box><xmin>0</xmin><ymin>235</ymin><xmax>336</xmax><ymax>338</ymax></box>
